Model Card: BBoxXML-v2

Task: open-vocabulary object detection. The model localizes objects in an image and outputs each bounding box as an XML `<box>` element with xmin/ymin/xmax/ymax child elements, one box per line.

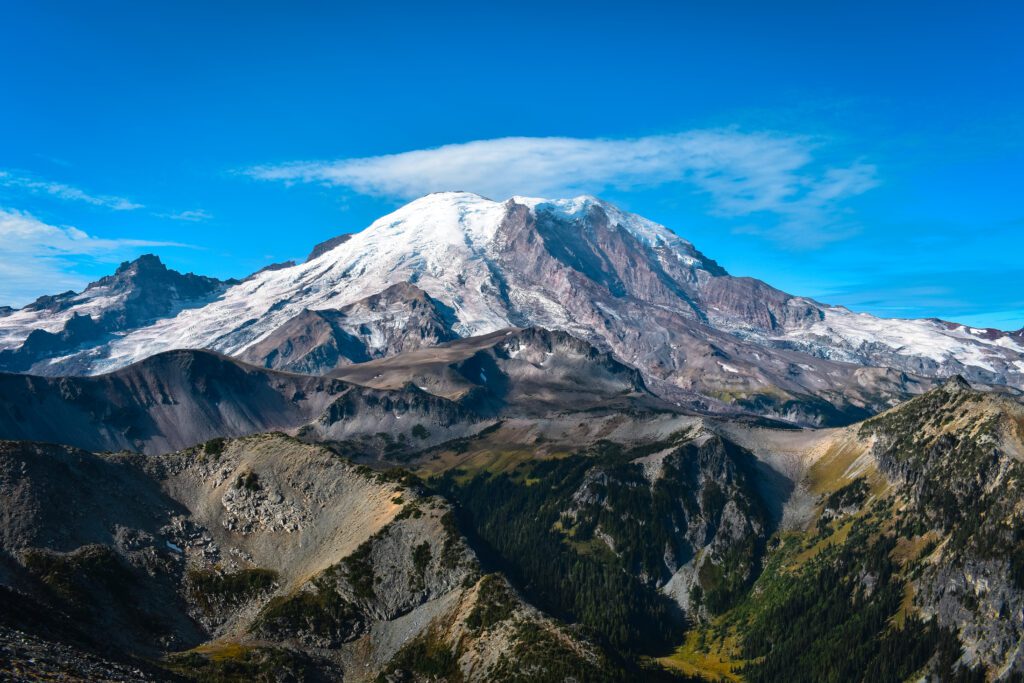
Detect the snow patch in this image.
<box><xmin>772</xmin><ymin>307</ymin><xmax>1019</xmax><ymax>374</ymax></box>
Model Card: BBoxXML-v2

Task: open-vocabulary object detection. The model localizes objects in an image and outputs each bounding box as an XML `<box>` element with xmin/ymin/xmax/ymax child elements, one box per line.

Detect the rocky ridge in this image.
<box><xmin>0</xmin><ymin>434</ymin><xmax>660</xmax><ymax>681</ymax></box>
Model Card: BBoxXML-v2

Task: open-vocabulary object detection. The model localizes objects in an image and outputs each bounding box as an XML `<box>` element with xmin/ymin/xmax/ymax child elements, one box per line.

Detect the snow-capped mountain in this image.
<box><xmin>0</xmin><ymin>254</ymin><xmax>234</xmax><ymax>373</ymax></box>
<box><xmin>1</xmin><ymin>191</ymin><xmax>1022</xmax><ymax>424</ymax></box>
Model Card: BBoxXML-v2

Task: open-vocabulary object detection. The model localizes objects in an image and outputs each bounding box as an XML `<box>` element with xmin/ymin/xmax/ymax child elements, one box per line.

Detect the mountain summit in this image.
<box><xmin>0</xmin><ymin>254</ymin><xmax>233</xmax><ymax>374</ymax></box>
<box><xmin>0</xmin><ymin>192</ymin><xmax>1022</xmax><ymax>424</ymax></box>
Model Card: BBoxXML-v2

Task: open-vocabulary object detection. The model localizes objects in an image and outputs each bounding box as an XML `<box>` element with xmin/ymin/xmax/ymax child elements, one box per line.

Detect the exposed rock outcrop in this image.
<box><xmin>0</xmin><ymin>434</ymin><xmax>625</xmax><ymax>681</ymax></box>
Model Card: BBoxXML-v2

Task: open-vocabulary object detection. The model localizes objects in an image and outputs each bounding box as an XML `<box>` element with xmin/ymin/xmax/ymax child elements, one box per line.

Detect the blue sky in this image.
<box><xmin>1</xmin><ymin>1</ymin><xmax>1022</xmax><ymax>329</ymax></box>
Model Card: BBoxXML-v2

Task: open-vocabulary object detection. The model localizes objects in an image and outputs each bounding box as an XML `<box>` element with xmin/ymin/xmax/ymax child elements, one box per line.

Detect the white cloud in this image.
<box><xmin>0</xmin><ymin>208</ymin><xmax>186</xmax><ymax>305</ymax></box>
<box><xmin>248</xmin><ymin>131</ymin><xmax>878</xmax><ymax>246</ymax></box>
<box><xmin>160</xmin><ymin>209</ymin><xmax>212</xmax><ymax>222</ymax></box>
<box><xmin>0</xmin><ymin>171</ymin><xmax>143</xmax><ymax>210</ymax></box>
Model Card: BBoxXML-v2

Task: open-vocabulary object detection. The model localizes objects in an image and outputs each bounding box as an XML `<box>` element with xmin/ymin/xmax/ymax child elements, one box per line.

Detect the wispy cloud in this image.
<box><xmin>0</xmin><ymin>171</ymin><xmax>143</xmax><ymax>211</ymax></box>
<box><xmin>160</xmin><ymin>209</ymin><xmax>213</xmax><ymax>222</ymax></box>
<box><xmin>0</xmin><ymin>208</ymin><xmax>186</xmax><ymax>305</ymax></box>
<box><xmin>247</xmin><ymin>131</ymin><xmax>878</xmax><ymax>246</ymax></box>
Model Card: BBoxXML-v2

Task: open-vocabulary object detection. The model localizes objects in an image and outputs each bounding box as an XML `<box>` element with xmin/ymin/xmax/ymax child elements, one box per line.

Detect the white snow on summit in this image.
<box><xmin>76</xmin><ymin>191</ymin><xmax>723</xmax><ymax>373</ymax></box>
<box><xmin>1</xmin><ymin>190</ymin><xmax>1021</xmax><ymax>391</ymax></box>
<box><xmin>88</xmin><ymin>193</ymin><xmax>512</xmax><ymax>371</ymax></box>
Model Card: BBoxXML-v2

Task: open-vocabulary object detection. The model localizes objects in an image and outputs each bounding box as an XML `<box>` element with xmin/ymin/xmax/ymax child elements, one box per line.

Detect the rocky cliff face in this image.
<box><xmin>428</xmin><ymin>425</ymin><xmax>777</xmax><ymax>658</ymax></box>
<box><xmin>240</xmin><ymin>282</ymin><xmax>457</xmax><ymax>374</ymax></box>
<box><xmin>857</xmin><ymin>379</ymin><xmax>1024</xmax><ymax>674</ymax></box>
<box><xmin>558</xmin><ymin>432</ymin><xmax>772</xmax><ymax>617</ymax></box>
<box><xmin>667</xmin><ymin>380</ymin><xmax>1024</xmax><ymax>680</ymax></box>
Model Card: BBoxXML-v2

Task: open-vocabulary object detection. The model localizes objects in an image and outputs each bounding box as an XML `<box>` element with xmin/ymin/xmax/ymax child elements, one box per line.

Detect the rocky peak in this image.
<box><xmin>21</xmin><ymin>290</ymin><xmax>77</xmax><ymax>313</ymax></box>
<box><xmin>77</xmin><ymin>253</ymin><xmax>172</xmax><ymax>292</ymax></box>
<box><xmin>346</xmin><ymin>281</ymin><xmax>438</xmax><ymax>310</ymax></box>
<box><xmin>305</xmin><ymin>234</ymin><xmax>352</xmax><ymax>262</ymax></box>
<box><xmin>942</xmin><ymin>374</ymin><xmax>973</xmax><ymax>393</ymax></box>
<box><xmin>89</xmin><ymin>254</ymin><xmax>230</xmax><ymax>296</ymax></box>
<box><xmin>243</xmin><ymin>260</ymin><xmax>297</xmax><ymax>281</ymax></box>
<box><xmin>114</xmin><ymin>252</ymin><xmax>165</xmax><ymax>276</ymax></box>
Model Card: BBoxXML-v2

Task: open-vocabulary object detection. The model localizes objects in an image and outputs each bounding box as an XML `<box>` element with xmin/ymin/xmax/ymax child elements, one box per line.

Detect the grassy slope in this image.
<box><xmin>663</xmin><ymin>382</ymin><xmax>1024</xmax><ymax>681</ymax></box>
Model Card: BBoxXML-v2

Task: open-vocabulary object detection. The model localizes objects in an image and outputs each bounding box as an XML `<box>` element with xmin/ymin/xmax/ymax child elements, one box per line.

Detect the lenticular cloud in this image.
<box><xmin>248</xmin><ymin>131</ymin><xmax>877</xmax><ymax>246</ymax></box>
